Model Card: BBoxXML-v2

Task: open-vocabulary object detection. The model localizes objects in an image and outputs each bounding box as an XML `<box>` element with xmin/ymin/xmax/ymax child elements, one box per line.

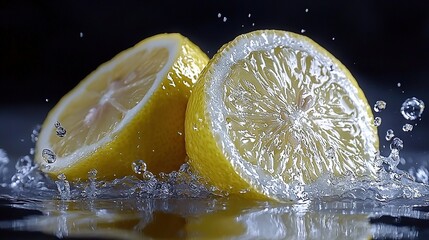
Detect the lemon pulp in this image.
<box><xmin>185</xmin><ymin>30</ymin><xmax>378</xmax><ymax>200</ymax></box>
<box><xmin>35</xmin><ymin>33</ymin><xmax>208</xmax><ymax>180</ymax></box>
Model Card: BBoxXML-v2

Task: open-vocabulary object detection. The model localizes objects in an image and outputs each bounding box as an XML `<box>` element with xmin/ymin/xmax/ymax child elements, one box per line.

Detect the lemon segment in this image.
<box><xmin>185</xmin><ymin>30</ymin><xmax>378</xmax><ymax>200</ymax></box>
<box><xmin>35</xmin><ymin>33</ymin><xmax>208</xmax><ymax>180</ymax></box>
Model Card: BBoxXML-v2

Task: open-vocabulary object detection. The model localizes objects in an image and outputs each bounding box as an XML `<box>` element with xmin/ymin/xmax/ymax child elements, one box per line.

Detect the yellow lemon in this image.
<box><xmin>185</xmin><ymin>30</ymin><xmax>378</xmax><ymax>200</ymax></box>
<box><xmin>35</xmin><ymin>33</ymin><xmax>208</xmax><ymax>181</ymax></box>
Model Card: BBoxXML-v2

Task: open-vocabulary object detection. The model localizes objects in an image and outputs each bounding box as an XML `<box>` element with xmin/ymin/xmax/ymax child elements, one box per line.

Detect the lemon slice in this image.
<box><xmin>185</xmin><ymin>30</ymin><xmax>378</xmax><ymax>200</ymax></box>
<box><xmin>35</xmin><ymin>33</ymin><xmax>208</xmax><ymax>180</ymax></box>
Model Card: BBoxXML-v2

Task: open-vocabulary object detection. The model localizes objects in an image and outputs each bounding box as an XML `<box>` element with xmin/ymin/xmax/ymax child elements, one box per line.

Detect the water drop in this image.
<box><xmin>248</xmin><ymin>13</ymin><xmax>251</xmax><ymax>18</ymax></box>
<box><xmin>401</xmin><ymin>97</ymin><xmax>425</xmax><ymax>120</ymax></box>
<box><xmin>373</xmin><ymin>117</ymin><xmax>382</xmax><ymax>127</ymax></box>
<box><xmin>416</xmin><ymin>167</ymin><xmax>429</xmax><ymax>184</ymax></box>
<box><xmin>79</xmin><ymin>32</ymin><xmax>83</xmax><ymax>38</ymax></box>
<box><xmin>402</xmin><ymin>123</ymin><xmax>413</xmax><ymax>132</ymax></box>
<box><xmin>252</xmin><ymin>22</ymin><xmax>255</xmax><ymax>26</ymax></box>
<box><xmin>132</xmin><ymin>160</ymin><xmax>147</xmax><ymax>175</ymax></box>
<box><xmin>332</xmin><ymin>37</ymin><xmax>335</xmax><ymax>41</ymax></box>
<box><xmin>373</xmin><ymin>100</ymin><xmax>386</xmax><ymax>112</ymax></box>
<box><xmin>192</xmin><ymin>124</ymin><xmax>198</xmax><ymax>131</ymax></box>
<box><xmin>385</xmin><ymin>129</ymin><xmax>394</xmax><ymax>141</ymax></box>
<box><xmin>54</xmin><ymin>121</ymin><xmax>67</xmax><ymax>137</ymax></box>
<box><xmin>177</xmin><ymin>131</ymin><xmax>183</xmax><ymax>136</ymax></box>
<box><xmin>42</xmin><ymin>149</ymin><xmax>56</xmax><ymax>163</ymax></box>
<box><xmin>31</xmin><ymin>125</ymin><xmax>41</xmax><ymax>143</ymax></box>
<box><xmin>142</xmin><ymin>171</ymin><xmax>154</xmax><ymax>181</ymax></box>
<box><xmin>326</xmin><ymin>147</ymin><xmax>335</xmax><ymax>160</ymax></box>
<box><xmin>217</xmin><ymin>13</ymin><xmax>221</xmax><ymax>18</ymax></box>
<box><xmin>305</xmin><ymin>8</ymin><xmax>309</xmax><ymax>12</ymax></box>
<box><xmin>390</xmin><ymin>137</ymin><xmax>403</xmax><ymax>151</ymax></box>
<box><xmin>301</xmin><ymin>29</ymin><xmax>306</xmax><ymax>33</ymax></box>
<box><xmin>179</xmin><ymin>163</ymin><xmax>190</xmax><ymax>173</ymax></box>
<box><xmin>45</xmin><ymin>98</ymin><xmax>49</xmax><ymax>102</ymax></box>
<box><xmin>223</xmin><ymin>16</ymin><xmax>227</xmax><ymax>22</ymax></box>
<box><xmin>397</xmin><ymin>82</ymin><xmax>401</xmax><ymax>87</ymax></box>
<box><xmin>56</xmin><ymin>173</ymin><xmax>71</xmax><ymax>200</ymax></box>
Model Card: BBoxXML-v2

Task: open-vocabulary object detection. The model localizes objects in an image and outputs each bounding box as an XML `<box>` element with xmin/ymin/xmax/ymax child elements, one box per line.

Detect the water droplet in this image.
<box><xmin>373</xmin><ymin>117</ymin><xmax>382</xmax><ymax>127</ymax></box>
<box><xmin>373</xmin><ymin>100</ymin><xmax>387</xmax><ymax>112</ymax></box>
<box><xmin>301</xmin><ymin>29</ymin><xmax>306</xmax><ymax>33</ymax></box>
<box><xmin>88</xmin><ymin>169</ymin><xmax>97</xmax><ymax>179</ymax></box>
<box><xmin>177</xmin><ymin>131</ymin><xmax>183</xmax><ymax>136</ymax></box>
<box><xmin>252</xmin><ymin>22</ymin><xmax>255</xmax><ymax>26</ymax></box>
<box><xmin>192</xmin><ymin>124</ymin><xmax>198</xmax><ymax>131</ymax></box>
<box><xmin>390</xmin><ymin>137</ymin><xmax>404</xmax><ymax>151</ymax></box>
<box><xmin>416</xmin><ymin>167</ymin><xmax>429</xmax><ymax>184</ymax></box>
<box><xmin>223</xmin><ymin>16</ymin><xmax>227</xmax><ymax>22</ymax></box>
<box><xmin>31</xmin><ymin>125</ymin><xmax>41</xmax><ymax>143</ymax></box>
<box><xmin>42</xmin><ymin>149</ymin><xmax>56</xmax><ymax>163</ymax></box>
<box><xmin>401</xmin><ymin>97</ymin><xmax>425</xmax><ymax>120</ymax></box>
<box><xmin>45</xmin><ymin>98</ymin><xmax>49</xmax><ymax>102</ymax></box>
<box><xmin>179</xmin><ymin>163</ymin><xmax>190</xmax><ymax>173</ymax></box>
<box><xmin>385</xmin><ymin>129</ymin><xmax>394</xmax><ymax>141</ymax></box>
<box><xmin>142</xmin><ymin>171</ymin><xmax>154</xmax><ymax>180</ymax></box>
<box><xmin>241</xmin><ymin>24</ymin><xmax>244</xmax><ymax>28</ymax></box>
<box><xmin>248</xmin><ymin>13</ymin><xmax>251</xmax><ymax>18</ymax></box>
<box><xmin>54</xmin><ymin>121</ymin><xmax>67</xmax><ymax>137</ymax></box>
<box><xmin>217</xmin><ymin>13</ymin><xmax>221</xmax><ymax>18</ymax></box>
<box><xmin>305</xmin><ymin>8</ymin><xmax>309</xmax><ymax>12</ymax></box>
<box><xmin>332</xmin><ymin>37</ymin><xmax>335</xmax><ymax>41</ymax></box>
<box><xmin>132</xmin><ymin>160</ymin><xmax>147</xmax><ymax>175</ymax></box>
<box><xmin>402</xmin><ymin>123</ymin><xmax>413</xmax><ymax>132</ymax></box>
<box><xmin>397</xmin><ymin>82</ymin><xmax>401</xmax><ymax>87</ymax></box>
<box><xmin>326</xmin><ymin>147</ymin><xmax>335</xmax><ymax>160</ymax></box>
<box><xmin>79</xmin><ymin>32</ymin><xmax>83</xmax><ymax>38</ymax></box>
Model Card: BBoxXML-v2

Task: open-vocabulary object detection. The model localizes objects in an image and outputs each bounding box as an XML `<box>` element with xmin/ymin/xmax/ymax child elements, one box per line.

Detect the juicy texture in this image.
<box><xmin>185</xmin><ymin>30</ymin><xmax>378</xmax><ymax>200</ymax></box>
<box><xmin>35</xmin><ymin>34</ymin><xmax>209</xmax><ymax>180</ymax></box>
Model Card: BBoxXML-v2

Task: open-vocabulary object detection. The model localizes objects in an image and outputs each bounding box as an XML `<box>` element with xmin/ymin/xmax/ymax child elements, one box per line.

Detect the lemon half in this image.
<box><xmin>35</xmin><ymin>33</ymin><xmax>208</xmax><ymax>180</ymax></box>
<box><xmin>185</xmin><ymin>30</ymin><xmax>378</xmax><ymax>200</ymax></box>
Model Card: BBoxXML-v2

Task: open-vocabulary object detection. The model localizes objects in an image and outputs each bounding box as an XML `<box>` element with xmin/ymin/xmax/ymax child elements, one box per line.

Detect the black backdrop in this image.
<box><xmin>1</xmin><ymin>0</ymin><xmax>429</xmax><ymax>154</ymax></box>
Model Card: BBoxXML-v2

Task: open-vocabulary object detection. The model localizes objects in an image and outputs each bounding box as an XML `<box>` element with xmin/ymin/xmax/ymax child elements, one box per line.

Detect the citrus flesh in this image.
<box><xmin>185</xmin><ymin>30</ymin><xmax>378</xmax><ymax>200</ymax></box>
<box><xmin>35</xmin><ymin>33</ymin><xmax>208</xmax><ymax>180</ymax></box>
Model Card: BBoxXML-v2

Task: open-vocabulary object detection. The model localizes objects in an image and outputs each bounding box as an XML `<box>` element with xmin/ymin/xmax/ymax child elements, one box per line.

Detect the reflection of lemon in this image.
<box><xmin>185</xmin><ymin>30</ymin><xmax>378</xmax><ymax>200</ymax></box>
<box><xmin>35</xmin><ymin>33</ymin><xmax>208</xmax><ymax>180</ymax></box>
<box><xmin>186</xmin><ymin>201</ymin><xmax>372</xmax><ymax>239</ymax></box>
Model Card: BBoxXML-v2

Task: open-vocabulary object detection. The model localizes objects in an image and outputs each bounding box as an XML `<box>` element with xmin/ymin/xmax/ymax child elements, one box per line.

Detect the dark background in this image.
<box><xmin>1</xmin><ymin>0</ymin><xmax>429</xmax><ymax>160</ymax></box>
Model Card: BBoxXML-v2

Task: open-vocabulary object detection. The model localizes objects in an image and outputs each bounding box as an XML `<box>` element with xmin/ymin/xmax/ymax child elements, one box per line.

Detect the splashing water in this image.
<box><xmin>55</xmin><ymin>173</ymin><xmax>71</xmax><ymax>200</ymax></box>
<box><xmin>0</xmin><ymin>98</ymin><xmax>428</xmax><ymax>203</ymax></box>
<box><xmin>401</xmin><ymin>97</ymin><xmax>425</xmax><ymax>120</ymax></box>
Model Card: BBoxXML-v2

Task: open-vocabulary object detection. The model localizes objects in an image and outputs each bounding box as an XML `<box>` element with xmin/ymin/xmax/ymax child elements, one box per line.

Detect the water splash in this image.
<box><xmin>401</xmin><ymin>97</ymin><xmax>425</xmax><ymax>120</ymax></box>
<box><xmin>55</xmin><ymin>173</ymin><xmax>71</xmax><ymax>200</ymax></box>
<box><xmin>390</xmin><ymin>137</ymin><xmax>404</xmax><ymax>151</ymax></box>
<box><xmin>0</xmin><ymin>149</ymin><xmax>9</xmax><ymax>184</ymax></box>
<box><xmin>82</xmin><ymin>169</ymin><xmax>99</xmax><ymax>199</ymax></box>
